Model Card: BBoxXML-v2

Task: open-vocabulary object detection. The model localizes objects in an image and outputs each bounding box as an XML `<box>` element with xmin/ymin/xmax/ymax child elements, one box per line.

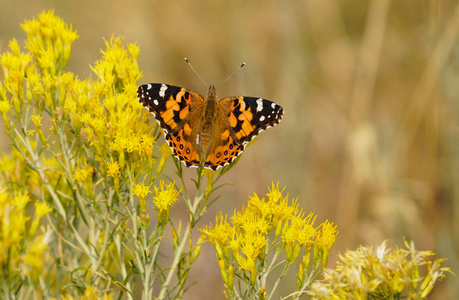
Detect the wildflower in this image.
<box><xmin>202</xmin><ymin>183</ymin><xmax>338</xmax><ymax>298</ymax></box>
<box><xmin>30</xmin><ymin>110</ymin><xmax>43</xmax><ymax>128</ymax></box>
<box><xmin>20</xmin><ymin>230</ymin><xmax>52</xmax><ymax>284</ymax></box>
<box><xmin>29</xmin><ymin>201</ymin><xmax>52</xmax><ymax>237</ymax></box>
<box><xmin>107</xmin><ymin>160</ymin><xmax>120</xmax><ymax>178</ymax></box>
<box><xmin>73</xmin><ymin>158</ymin><xmax>94</xmax><ymax>197</ymax></box>
<box><xmin>232</xmin><ymin>218</ymin><xmax>269</xmax><ymax>284</ymax></box>
<box><xmin>21</xmin><ymin>10</ymin><xmax>79</xmax><ymax>74</ymax></box>
<box><xmin>201</xmin><ymin>213</ymin><xmax>234</xmax><ymax>261</ymax></box>
<box><xmin>153</xmin><ymin>181</ymin><xmax>180</xmax><ymax>226</ymax></box>
<box><xmin>0</xmin><ymin>10</ymin><xmax>173</xmax><ymax>299</ymax></box>
<box><xmin>0</xmin><ymin>186</ymin><xmax>52</xmax><ymax>287</ymax></box>
<box><xmin>307</xmin><ymin>240</ymin><xmax>452</xmax><ymax>299</ymax></box>
<box><xmin>0</xmin><ymin>100</ymin><xmax>11</xmax><ymax>116</ymax></box>
<box><xmin>282</xmin><ymin>214</ymin><xmax>316</xmax><ymax>264</ymax></box>
<box><xmin>73</xmin><ymin>161</ymin><xmax>93</xmax><ymax>183</ymax></box>
<box><xmin>107</xmin><ymin>159</ymin><xmax>120</xmax><ymax>191</ymax></box>
<box><xmin>133</xmin><ymin>178</ymin><xmax>152</xmax><ymax>216</ymax></box>
<box><xmin>315</xmin><ymin>220</ymin><xmax>338</xmax><ymax>267</ymax></box>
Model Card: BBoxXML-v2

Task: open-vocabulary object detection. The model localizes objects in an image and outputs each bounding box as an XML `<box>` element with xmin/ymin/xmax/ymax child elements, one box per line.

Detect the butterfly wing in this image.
<box><xmin>164</xmin><ymin>129</ymin><xmax>202</xmax><ymax>168</ymax></box>
<box><xmin>137</xmin><ymin>83</ymin><xmax>204</xmax><ymax>167</ymax></box>
<box><xmin>202</xmin><ymin>96</ymin><xmax>283</xmax><ymax>170</ymax></box>
<box><xmin>203</xmin><ymin>131</ymin><xmax>245</xmax><ymax>170</ymax></box>
<box><xmin>137</xmin><ymin>83</ymin><xmax>204</xmax><ymax>134</ymax></box>
<box><xmin>137</xmin><ymin>84</ymin><xmax>284</xmax><ymax>171</ymax></box>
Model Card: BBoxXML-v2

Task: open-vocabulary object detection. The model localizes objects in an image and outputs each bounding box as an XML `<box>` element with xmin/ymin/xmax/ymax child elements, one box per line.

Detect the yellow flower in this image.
<box><xmin>73</xmin><ymin>165</ymin><xmax>93</xmax><ymax>183</ymax></box>
<box><xmin>133</xmin><ymin>178</ymin><xmax>152</xmax><ymax>216</ymax></box>
<box><xmin>232</xmin><ymin>218</ymin><xmax>269</xmax><ymax>284</ymax></box>
<box><xmin>73</xmin><ymin>158</ymin><xmax>94</xmax><ymax>197</ymax></box>
<box><xmin>266</xmin><ymin>182</ymin><xmax>285</xmax><ymax>203</ymax></box>
<box><xmin>201</xmin><ymin>213</ymin><xmax>234</xmax><ymax>260</ymax></box>
<box><xmin>29</xmin><ymin>201</ymin><xmax>52</xmax><ymax>237</ymax></box>
<box><xmin>0</xmin><ymin>100</ymin><xmax>11</xmax><ymax>115</ymax></box>
<box><xmin>282</xmin><ymin>214</ymin><xmax>316</xmax><ymax>263</ymax></box>
<box><xmin>20</xmin><ymin>230</ymin><xmax>52</xmax><ymax>284</ymax></box>
<box><xmin>315</xmin><ymin>220</ymin><xmax>338</xmax><ymax>267</ymax></box>
<box><xmin>153</xmin><ymin>181</ymin><xmax>180</xmax><ymax>226</ymax></box>
<box><xmin>21</xmin><ymin>10</ymin><xmax>78</xmax><ymax>74</ymax></box>
<box><xmin>133</xmin><ymin>180</ymin><xmax>151</xmax><ymax>200</ymax></box>
<box><xmin>107</xmin><ymin>160</ymin><xmax>120</xmax><ymax>178</ymax></box>
<box><xmin>307</xmin><ymin>240</ymin><xmax>452</xmax><ymax>299</ymax></box>
<box><xmin>0</xmin><ymin>185</ymin><xmax>52</xmax><ymax>285</ymax></box>
<box><xmin>203</xmin><ymin>183</ymin><xmax>339</xmax><ymax>296</ymax></box>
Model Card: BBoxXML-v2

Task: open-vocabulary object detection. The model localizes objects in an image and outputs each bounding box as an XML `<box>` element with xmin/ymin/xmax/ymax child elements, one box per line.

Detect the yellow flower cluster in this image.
<box><xmin>0</xmin><ymin>185</ymin><xmax>52</xmax><ymax>285</ymax></box>
<box><xmin>201</xmin><ymin>183</ymin><xmax>339</xmax><ymax>296</ymax></box>
<box><xmin>0</xmin><ymin>10</ymin><xmax>174</xmax><ymax>297</ymax></box>
<box><xmin>153</xmin><ymin>181</ymin><xmax>180</xmax><ymax>226</ymax></box>
<box><xmin>21</xmin><ymin>9</ymin><xmax>78</xmax><ymax>74</ymax></box>
<box><xmin>307</xmin><ymin>240</ymin><xmax>452</xmax><ymax>299</ymax></box>
<box><xmin>1</xmin><ymin>10</ymin><xmax>170</xmax><ymax>203</ymax></box>
<box><xmin>68</xmin><ymin>36</ymin><xmax>160</xmax><ymax>191</ymax></box>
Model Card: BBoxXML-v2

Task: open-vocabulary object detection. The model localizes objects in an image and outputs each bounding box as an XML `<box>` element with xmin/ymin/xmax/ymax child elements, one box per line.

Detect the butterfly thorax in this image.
<box><xmin>199</xmin><ymin>85</ymin><xmax>219</xmax><ymax>152</ymax></box>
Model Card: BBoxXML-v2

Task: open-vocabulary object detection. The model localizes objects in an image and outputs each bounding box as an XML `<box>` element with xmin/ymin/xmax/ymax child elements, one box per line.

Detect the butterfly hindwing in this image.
<box><xmin>204</xmin><ymin>133</ymin><xmax>245</xmax><ymax>170</ymax></box>
<box><xmin>165</xmin><ymin>130</ymin><xmax>201</xmax><ymax>168</ymax></box>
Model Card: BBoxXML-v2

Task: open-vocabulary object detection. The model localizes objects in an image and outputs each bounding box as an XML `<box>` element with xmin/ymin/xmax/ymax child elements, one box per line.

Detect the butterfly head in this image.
<box><xmin>206</xmin><ymin>84</ymin><xmax>217</xmax><ymax>98</ymax></box>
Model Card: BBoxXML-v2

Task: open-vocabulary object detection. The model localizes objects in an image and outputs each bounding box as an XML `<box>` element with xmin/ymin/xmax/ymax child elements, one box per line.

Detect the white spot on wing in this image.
<box><xmin>256</xmin><ymin>98</ymin><xmax>264</xmax><ymax>112</ymax></box>
<box><xmin>159</xmin><ymin>84</ymin><xmax>168</xmax><ymax>98</ymax></box>
<box><xmin>153</xmin><ymin>99</ymin><xmax>159</xmax><ymax>106</ymax></box>
<box><xmin>271</xmin><ymin>103</ymin><xmax>276</xmax><ymax>109</ymax></box>
<box><xmin>259</xmin><ymin>115</ymin><xmax>265</xmax><ymax>122</ymax></box>
<box><xmin>147</xmin><ymin>84</ymin><xmax>152</xmax><ymax>89</ymax></box>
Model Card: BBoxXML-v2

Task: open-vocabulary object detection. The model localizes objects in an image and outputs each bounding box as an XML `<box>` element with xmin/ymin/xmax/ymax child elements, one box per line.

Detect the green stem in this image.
<box><xmin>12</xmin><ymin>127</ymin><xmax>67</xmax><ymax>220</ymax></box>
<box><xmin>157</xmin><ymin>169</ymin><xmax>206</xmax><ymax>299</ymax></box>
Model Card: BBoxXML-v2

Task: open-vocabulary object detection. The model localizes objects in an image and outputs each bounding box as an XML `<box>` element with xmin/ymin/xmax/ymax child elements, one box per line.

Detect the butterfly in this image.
<box><xmin>136</xmin><ymin>82</ymin><xmax>283</xmax><ymax>171</ymax></box>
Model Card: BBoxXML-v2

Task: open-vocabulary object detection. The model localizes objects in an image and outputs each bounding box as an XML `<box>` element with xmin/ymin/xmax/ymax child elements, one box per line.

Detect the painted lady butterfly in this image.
<box><xmin>137</xmin><ymin>81</ymin><xmax>283</xmax><ymax>171</ymax></box>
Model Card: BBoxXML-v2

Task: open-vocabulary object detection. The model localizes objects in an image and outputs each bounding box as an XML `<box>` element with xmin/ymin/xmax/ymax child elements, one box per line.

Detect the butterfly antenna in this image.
<box><xmin>216</xmin><ymin>62</ymin><xmax>246</xmax><ymax>89</ymax></box>
<box><xmin>185</xmin><ymin>58</ymin><xmax>208</xmax><ymax>88</ymax></box>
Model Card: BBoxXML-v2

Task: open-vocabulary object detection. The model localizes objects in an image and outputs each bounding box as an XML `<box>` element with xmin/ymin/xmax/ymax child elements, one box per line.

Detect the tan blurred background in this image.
<box><xmin>1</xmin><ymin>0</ymin><xmax>458</xmax><ymax>298</ymax></box>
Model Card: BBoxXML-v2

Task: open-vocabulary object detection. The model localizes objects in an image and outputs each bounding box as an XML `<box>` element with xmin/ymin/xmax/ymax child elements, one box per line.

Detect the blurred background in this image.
<box><xmin>1</xmin><ymin>0</ymin><xmax>458</xmax><ymax>298</ymax></box>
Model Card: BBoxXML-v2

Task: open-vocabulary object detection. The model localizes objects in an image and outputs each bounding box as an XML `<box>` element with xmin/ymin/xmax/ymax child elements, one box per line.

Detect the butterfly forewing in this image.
<box><xmin>220</xmin><ymin>96</ymin><xmax>284</xmax><ymax>145</ymax></box>
<box><xmin>137</xmin><ymin>83</ymin><xmax>203</xmax><ymax>134</ymax></box>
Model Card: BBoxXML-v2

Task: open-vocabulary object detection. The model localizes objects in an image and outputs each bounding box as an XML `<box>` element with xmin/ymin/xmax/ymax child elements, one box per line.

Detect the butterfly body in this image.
<box><xmin>137</xmin><ymin>83</ymin><xmax>283</xmax><ymax>170</ymax></box>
